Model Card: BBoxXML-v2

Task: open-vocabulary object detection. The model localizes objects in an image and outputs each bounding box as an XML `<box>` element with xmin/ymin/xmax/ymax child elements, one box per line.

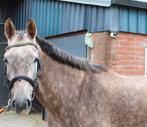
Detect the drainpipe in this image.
<box><xmin>145</xmin><ymin>48</ymin><xmax>147</xmax><ymax>76</ymax></box>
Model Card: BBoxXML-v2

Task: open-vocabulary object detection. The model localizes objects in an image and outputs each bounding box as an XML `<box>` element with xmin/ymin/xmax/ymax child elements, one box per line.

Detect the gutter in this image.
<box><xmin>112</xmin><ymin>0</ymin><xmax>147</xmax><ymax>9</ymax></box>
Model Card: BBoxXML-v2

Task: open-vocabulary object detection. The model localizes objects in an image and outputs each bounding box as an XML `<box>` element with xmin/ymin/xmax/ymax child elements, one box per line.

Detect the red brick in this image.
<box><xmin>135</xmin><ymin>66</ymin><xmax>145</xmax><ymax>70</ymax></box>
<box><xmin>135</xmin><ymin>47</ymin><xmax>144</xmax><ymax>52</ymax></box>
<box><xmin>135</xmin><ymin>56</ymin><xmax>145</xmax><ymax>60</ymax></box>
<box><xmin>117</xmin><ymin>61</ymin><xmax>131</xmax><ymax>65</ymax></box>
<box><xmin>129</xmin><ymin>71</ymin><xmax>144</xmax><ymax>75</ymax></box>
<box><xmin>117</xmin><ymin>51</ymin><xmax>130</xmax><ymax>55</ymax></box>
<box><xmin>117</xmin><ymin>70</ymin><xmax>145</xmax><ymax>76</ymax></box>
<box><xmin>116</xmin><ymin>56</ymin><xmax>136</xmax><ymax>60</ymax></box>
<box><xmin>119</xmin><ymin>41</ymin><xmax>130</xmax><ymax>46</ymax></box>
<box><xmin>129</xmin><ymin>61</ymin><xmax>145</xmax><ymax>65</ymax></box>
<box><xmin>135</xmin><ymin>37</ymin><xmax>144</xmax><ymax>42</ymax></box>
<box><xmin>117</xmin><ymin>36</ymin><xmax>127</xmax><ymax>41</ymax></box>
<box><xmin>116</xmin><ymin>47</ymin><xmax>135</xmax><ymax>51</ymax></box>
<box><xmin>121</xmin><ymin>66</ymin><xmax>136</xmax><ymax>70</ymax></box>
<box><xmin>118</xmin><ymin>32</ymin><xmax>132</xmax><ymax>37</ymax></box>
<box><xmin>126</xmin><ymin>37</ymin><xmax>135</xmax><ymax>42</ymax></box>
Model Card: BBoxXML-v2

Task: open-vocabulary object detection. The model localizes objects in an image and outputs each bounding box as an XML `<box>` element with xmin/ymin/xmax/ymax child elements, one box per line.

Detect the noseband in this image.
<box><xmin>4</xmin><ymin>42</ymin><xmax>40</xmax><ymax>97</ymax></box>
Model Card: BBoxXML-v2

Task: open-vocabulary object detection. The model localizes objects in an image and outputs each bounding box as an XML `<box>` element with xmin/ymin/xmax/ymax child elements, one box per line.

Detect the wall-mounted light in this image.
<box><xmin>109</xmin><ymin>32</ymin><xmax>118</xmax><ymax>38</ymax></box>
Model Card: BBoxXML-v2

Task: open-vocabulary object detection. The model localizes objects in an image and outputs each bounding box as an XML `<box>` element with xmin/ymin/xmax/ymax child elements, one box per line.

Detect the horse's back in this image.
<box><xmin>94</xmin><ymin>71</ymin><xmax>147</xmax><ymax>127</ymax></box>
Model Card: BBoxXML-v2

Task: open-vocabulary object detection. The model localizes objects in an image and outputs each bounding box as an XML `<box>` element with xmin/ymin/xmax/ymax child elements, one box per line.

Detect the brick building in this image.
<box><xmin>91</xmin><ymin>32</ymin><xmax>147</xmax><ymax>76</ymax></box>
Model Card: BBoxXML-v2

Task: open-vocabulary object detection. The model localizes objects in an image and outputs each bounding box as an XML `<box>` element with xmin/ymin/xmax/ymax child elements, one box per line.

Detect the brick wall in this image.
<box><xmin>90</xmin><ymin>32</ymin><xmax>147</xmax><ymax>76</ymax></box>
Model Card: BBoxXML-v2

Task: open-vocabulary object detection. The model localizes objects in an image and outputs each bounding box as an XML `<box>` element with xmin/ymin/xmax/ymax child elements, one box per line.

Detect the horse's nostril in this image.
<box><xmin>26</xmin><ymin>99</ymin><xmax>32</xmax><ymax>108</ymax></box>
<box><xmin>11</xmin><ymin>100</ymin><xmax>16</xmax><ymax>109</ymax></box>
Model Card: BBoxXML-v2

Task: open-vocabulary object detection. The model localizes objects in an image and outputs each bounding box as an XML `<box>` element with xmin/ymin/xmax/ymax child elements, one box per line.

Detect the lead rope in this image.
<box><xmin>0</xmin><ymin>99</ymin><xmax>11</xmax><ymax>113</ymax></box>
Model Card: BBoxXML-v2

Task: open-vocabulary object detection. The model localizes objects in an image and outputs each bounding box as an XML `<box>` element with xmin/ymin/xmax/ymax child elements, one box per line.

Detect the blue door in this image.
<box><xmin>46</xmin><ymin>34</ymin><xmax>86</xmax><ymax>58</ymax></box>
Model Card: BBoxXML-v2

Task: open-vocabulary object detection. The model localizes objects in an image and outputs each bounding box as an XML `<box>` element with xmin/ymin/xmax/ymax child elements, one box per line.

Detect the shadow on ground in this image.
<box><xmin>0</xmin><ymin>111</ymin><xmax>47</xmax><ymax>127</ymax></box>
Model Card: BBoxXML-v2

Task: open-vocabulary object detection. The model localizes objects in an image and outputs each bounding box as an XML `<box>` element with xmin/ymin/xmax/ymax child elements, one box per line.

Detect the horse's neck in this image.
<box><xmin>36</xmin><ymin>51</ymin><xmax>85</xmax><ymax>112</ymax></box>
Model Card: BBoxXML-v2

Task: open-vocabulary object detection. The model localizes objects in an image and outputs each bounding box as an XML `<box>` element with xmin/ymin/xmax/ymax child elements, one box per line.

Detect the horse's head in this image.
<box><xmin>4</xmin><ymin>18</ymin><xmax>40</xmax><ymax>114</ymax></box>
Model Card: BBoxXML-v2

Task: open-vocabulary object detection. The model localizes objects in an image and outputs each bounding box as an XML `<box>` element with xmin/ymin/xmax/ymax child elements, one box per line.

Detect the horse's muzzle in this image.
<box><xmin>11</xmin><ymin>99</ymin><xmax>32</xmax><ymax>114</ymax></box>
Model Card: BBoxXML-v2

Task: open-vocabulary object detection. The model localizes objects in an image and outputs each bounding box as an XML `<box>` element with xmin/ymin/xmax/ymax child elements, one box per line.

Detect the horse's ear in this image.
<box><xmin>4</xmin><ymin>18</ymin><xmax>16</xmax><ymax>40</ymax></box>
<box><xmin>26</xmin><ymin>19</ymin><xmax>37</xmax><ymax>39</ymax></box>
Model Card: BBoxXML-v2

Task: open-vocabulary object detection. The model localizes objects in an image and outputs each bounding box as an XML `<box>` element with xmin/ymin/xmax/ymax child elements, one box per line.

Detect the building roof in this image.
<box><xmin>59</xmin><ymin>0</ymin><xmax>112</xmax><ymax>7</ymax></box>
<box><xmin>59</xmin><ymin>0</ymin><xmax>147</xmax><ymax>9</ymax></box>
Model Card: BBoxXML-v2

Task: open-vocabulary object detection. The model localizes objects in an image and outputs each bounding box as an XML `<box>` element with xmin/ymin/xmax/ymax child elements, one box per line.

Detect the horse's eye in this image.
<box><xmin>33</xmin><ymin>57</ymin><xmax>41</xmax><ymax>70</ymax></box>
<box><xmin>33</xmin><ymin>57</ymin><xmax>39</xmax><ymax>63</ymax></box>
<box><xmin>3</xmin><ymin>58</ymin><xmax>8</xmax><ymax>63</ymax></box>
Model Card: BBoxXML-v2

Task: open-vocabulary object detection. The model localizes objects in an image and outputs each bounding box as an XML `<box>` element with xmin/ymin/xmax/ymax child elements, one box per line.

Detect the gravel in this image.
<box><xmin>0</xmin><ymin>111</ymin><xmax>47</xmax><ymax>127</ymax></box>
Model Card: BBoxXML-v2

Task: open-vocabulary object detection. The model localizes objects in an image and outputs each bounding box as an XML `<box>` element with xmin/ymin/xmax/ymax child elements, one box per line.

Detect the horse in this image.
<box><xmin>3</xmin><ymin>18</ymin><xmax>147</xmax><ymax>127</ymax></box>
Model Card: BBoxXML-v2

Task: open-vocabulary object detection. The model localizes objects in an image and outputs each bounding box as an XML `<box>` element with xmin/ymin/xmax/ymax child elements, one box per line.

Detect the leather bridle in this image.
<box><xmin>4</xmin><ymin>42</ymin><xmax>41</xmax><ymax>98</ymax></box>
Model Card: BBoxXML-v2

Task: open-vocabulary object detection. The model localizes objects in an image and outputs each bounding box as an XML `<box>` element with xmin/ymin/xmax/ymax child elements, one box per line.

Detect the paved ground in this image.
<box><xmin>0</xmin><ymin>111</ymin><xmax>47</xmax><ymax>127</ymax></box>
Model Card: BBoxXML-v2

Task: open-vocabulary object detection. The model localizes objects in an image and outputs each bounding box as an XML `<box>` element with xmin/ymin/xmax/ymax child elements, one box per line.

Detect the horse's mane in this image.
<box><xmin>36</xmin><ymin>36</ymin><xmax>107</xmax><ymax>73</ymax></box>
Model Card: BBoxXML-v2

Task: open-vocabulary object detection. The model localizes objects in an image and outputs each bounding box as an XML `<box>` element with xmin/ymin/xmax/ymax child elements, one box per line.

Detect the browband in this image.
<box><xmin>5</xmin><ymin>42</ymin><xmax>38</xmax><ymax>51</ymax></box>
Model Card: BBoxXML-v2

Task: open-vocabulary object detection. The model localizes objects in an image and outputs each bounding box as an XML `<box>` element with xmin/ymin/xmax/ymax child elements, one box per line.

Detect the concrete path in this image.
<box><xmin>0</xmin><ymin>111</ymin><xmax>47</xmax><ymax>127</ymax></box>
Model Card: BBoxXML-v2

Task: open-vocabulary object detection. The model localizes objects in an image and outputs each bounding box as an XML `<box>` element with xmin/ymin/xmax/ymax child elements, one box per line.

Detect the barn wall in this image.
<box><xmin>12</xmin><ymin>0</ymin><xmax>32</xmax><ymax>29</ymax></box>
<box><xmin>0</xmin><ymin>1</ymin><xmax>12</xmax><ymax>23</ymax></box>
<box><xmin>11</xmin><ymin>0</ymin><xmax>147</xmax><ymax>37</ymax></box>
<box><xmin>119</xmin><ymin>6</ymin><xmax>147</xmax><ymax>34</ymax></box>
<box><xmin>11</xmin><ymin>0</ymin><xmax>119</xmax><ymax>37</ymax></box>
<box><xmin>0</xmin><ymin>43</ymin><xmax>8</xmax><ymax>107</ymax></box>
<box><xmin>31</xmin><ymin>0</ymin><xmax>112</xmax><ymax>37</ymax></box>
<box><xmin>0</xmin><ymin>1</ymin><xmax>13</xmax><ymax>107</ymax></box>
